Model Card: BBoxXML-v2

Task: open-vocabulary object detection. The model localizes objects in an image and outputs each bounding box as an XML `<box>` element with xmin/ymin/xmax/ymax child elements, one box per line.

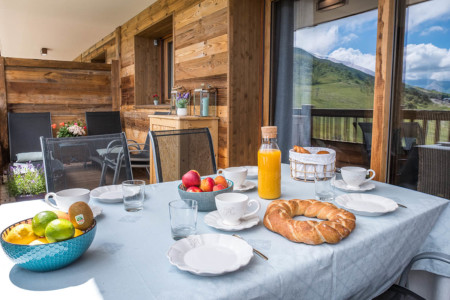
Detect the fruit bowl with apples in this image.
<box><xmin>178</xmin><ymin>170</ymin><xmax>234</xmax><ymax>211</ymax></box>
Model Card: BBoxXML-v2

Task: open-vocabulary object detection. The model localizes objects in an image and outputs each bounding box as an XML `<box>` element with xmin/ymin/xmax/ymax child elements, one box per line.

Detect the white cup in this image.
<box><xmin>341</xmin><ymin>167</ymin><xmax>376</xmax><ymax>188</ymax></box>
<box><xmin>215</xmin><ymin>193</ymin><xmax>260</xmax><ymax>226</ymax></box>
<box><xmin>44</xmin><ymin>188</ymin><xmax>90</xmax><ymax>212</ymax></box>
<box><xmin>217</xmin><ymin>167</ymin><xmax>248</xmax><ymax>188</ymax></box>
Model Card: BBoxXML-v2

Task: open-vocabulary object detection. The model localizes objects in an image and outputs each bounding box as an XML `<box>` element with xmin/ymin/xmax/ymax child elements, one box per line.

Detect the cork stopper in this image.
<box><xmin>261</xmin><ymin>126</ymin><xmax>277</xmax><ymax>138</ymax></box>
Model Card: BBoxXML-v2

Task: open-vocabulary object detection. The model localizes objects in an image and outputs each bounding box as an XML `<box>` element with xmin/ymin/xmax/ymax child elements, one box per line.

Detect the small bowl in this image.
<box><xmin>1</xmin><ymin>218</ymin><xmax>96</xmax><ymax>272</ymax></box>
<box><xmin>178</xmin><ymin>179</ymin><xmax>234</xmax><ymax>212</ymax></box>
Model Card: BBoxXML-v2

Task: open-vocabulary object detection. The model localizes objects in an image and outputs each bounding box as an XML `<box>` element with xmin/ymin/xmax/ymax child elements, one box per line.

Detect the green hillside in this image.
<box><xmin>293</xmin><ymin>47</ymin><xmax>450</xmax><ymax>110</ymax></box>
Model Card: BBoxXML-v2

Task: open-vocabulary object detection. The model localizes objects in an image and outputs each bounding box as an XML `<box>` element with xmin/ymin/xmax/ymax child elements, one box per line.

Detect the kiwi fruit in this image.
<box><xmin>68</xmin><ymin>202</ymin><xmax>94</xmax><ymax>230</ymax></box>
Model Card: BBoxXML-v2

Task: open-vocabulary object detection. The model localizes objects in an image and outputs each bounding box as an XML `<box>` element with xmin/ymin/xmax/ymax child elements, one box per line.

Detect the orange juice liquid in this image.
<box><xmin>258</xmin><ymin>149</ymin><xmax>281</xmax><ymax>199</ymax></box>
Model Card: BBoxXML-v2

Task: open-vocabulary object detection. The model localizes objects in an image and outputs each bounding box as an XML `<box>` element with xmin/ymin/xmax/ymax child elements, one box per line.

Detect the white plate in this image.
<box><xmin>167</xmin><ymin>234</ymin><xmax>253</xmax><ymax>276</ymax></box>
<box><xmin>335</xmin><ymin>194</ymin><xmax>398</xmax><ymax>216</ymax></box>
<box><xmin>333</xmin><ymin>179</ymin><xmax>375</xmax><ymax>192</ymax></box>
<box><xmin>233</xmin><ymin>180</ymin><xmax>257</xmax><ymax>192</ymax></box>
<box><xmin>90</xmin><ymin>185</ymin><xmax>123</xmax><ymax>203</ymax></box>
<box><xmin>243</xmin><ymin>166</ymin><xmax>258</xmax><ymax>179</ymax></box>
<box><xmin>204</xmin><ymin>211</ymin><xmax>259</xmax><ymax>231</ymax></box>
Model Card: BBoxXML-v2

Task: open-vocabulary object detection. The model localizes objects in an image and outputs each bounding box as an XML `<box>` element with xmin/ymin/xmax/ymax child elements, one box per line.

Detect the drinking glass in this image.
<box><xmin>314</xmin><ymin>170</ymin><xmax>335</xmax><ymax>201</ymax></box>
<box><xmin>122</xmin><ymin>180</ymin><xmax>145</xmax><ymax>212</ymax></box>
<box><xmin>169</xmin><ymin>199</ymin><xmax>198</xmax><ymax>240</ymax></box>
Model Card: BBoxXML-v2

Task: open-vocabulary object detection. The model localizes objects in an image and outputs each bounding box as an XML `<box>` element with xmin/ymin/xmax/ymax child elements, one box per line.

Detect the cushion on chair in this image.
<box><xmin>15</xmin><ymin>152</ymin><xmax>43</xmax><ymax>163</ymax></box>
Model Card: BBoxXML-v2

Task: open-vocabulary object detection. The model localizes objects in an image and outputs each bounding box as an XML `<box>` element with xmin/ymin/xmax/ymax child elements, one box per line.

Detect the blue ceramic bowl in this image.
<box><xmin>178</xmin><ymin>179</ymin><xmax>234</xmax><ymax>212</ymax></box>
<box><xmin>1</xmin><ymin>218</ymin><xmax>96</xmax><ymax>272</ymax></box>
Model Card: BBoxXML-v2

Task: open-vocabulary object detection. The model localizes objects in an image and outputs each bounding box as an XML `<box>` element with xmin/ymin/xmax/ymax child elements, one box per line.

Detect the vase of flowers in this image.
<box><xmin>54</xmin><ymin>121</ymin><xmax>86</xmax><ymax>138</ymax></box>
<box><xmin>153</xmin><ymin>94</ymin><xmax>159</xmax><ymax>105</ymax></box>
<box><xmin>176</xmin><ymin>92</ymin><xmax>190</xmax><ymax>116</ymax></box>
<box><xmin>7</xmin><ymin>163</ymin><xmax>46</xmax><ymax>201</ymax></box>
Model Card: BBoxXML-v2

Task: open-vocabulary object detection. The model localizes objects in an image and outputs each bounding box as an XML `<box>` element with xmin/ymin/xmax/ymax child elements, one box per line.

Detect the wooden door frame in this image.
<box><xmin>262</xmin><ymin>0</ymin><xmax>399</xmax><ymax>182</ymax></box>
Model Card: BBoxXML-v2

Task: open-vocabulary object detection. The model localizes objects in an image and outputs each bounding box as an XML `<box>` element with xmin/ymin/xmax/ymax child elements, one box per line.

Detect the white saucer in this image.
<box><xmin>335</xmin><ymin>194</ymin><xmax>398</xmax><ymax>216</ymax></box>
<box><xmin>90</xmin><ymin>185</ymin><xmax>123</xmax><ymax>203</ymax></box>
<box><xmin>243</xmin><ymin>166</ymin><xmax>258</xmax><ymax>179</ymax></box>
<box><xmin>233</xmin><ymin>180</ymin><xmax>257</xmax><ymax>192</ymax></box>
<box><xmin>89</xmin><ymin>204</ymin><xmax>103</xmax><ymax>218</ymax></box>
<box><xmin>204</xmin><ymin>211</ymin><xmax>259</xmax><ymax>231</ymax></box>
<box><xmin>333</xmin><ymin>180</ymin><xmax>375</xmax><ymax>192</ymax></box>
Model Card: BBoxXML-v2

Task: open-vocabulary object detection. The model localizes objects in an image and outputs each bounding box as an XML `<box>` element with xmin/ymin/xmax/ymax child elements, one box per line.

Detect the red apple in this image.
<box><xmin>182</xmin><ymin>170</ymin><xmax>201</xmax><ymax>188</ymax></box>
<box><xmin>200</xmin><ymin>177</ymin><xmax>215</xmax><ymax>192</ymax></box>
<box><xmin>186</xmin><ymin>186</ymin><xmax>202</xmax><ymax>192</ymax></box>
<box><xmin>214</xmin><ymin>176</ymin><xmax>228</xmax><ymax>188</ymax></box>
<box><xmin>213</xmin><ymin>184</ymin><xmax>226</xmax><ymax>191</ymax></box>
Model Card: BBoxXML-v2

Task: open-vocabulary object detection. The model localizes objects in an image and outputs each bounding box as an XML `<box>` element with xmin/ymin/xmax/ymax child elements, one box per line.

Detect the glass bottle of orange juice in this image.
<box><xmin>258</xmin><ymin>126</ymin><xmax>281</xmax><ymax>199</ymax></box>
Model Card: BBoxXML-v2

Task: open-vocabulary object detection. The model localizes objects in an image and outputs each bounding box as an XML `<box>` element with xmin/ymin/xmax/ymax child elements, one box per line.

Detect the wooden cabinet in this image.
<box><xmin>148</xmin><ymin>115</ymin><xmax>219</xmax><ymax>183</ymax></box>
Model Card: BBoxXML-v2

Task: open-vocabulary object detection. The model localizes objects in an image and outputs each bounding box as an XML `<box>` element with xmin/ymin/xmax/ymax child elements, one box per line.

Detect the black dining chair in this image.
<box><xmin>40</xmin><ymin>133</ymin><xmax>133</xmax><ymax>192</ymax></box>
<box><xmin>85</xmin><ymin>111</ymin><xmax>122</xmax><ymax>136</ymax></box>
<box><xmin>149</xmin><ymin>128</ymin><xmax>217</xmax><ymax>183</ymax></box>
<box><xmin>8</xmin><ymin>112</ymin><xmax>53</xmax><ymax>166</ymax></box>
<box><xmin>127</xmin><ymin>132</ymin><xmax>151</xmax><ymax>175</ymax></box>
<box><xmin>374</xmin><ymin>252</ymin><xmax>450</xmax><ymax>300</ymax></box>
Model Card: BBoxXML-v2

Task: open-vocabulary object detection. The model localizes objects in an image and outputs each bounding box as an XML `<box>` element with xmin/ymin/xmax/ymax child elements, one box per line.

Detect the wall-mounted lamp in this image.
<box><xmin>317</xmin><ymin>0</ymin><xmax>346</xmax><ymax>11</ymax></box>
<box><xmin>41</xmin><ymin>48</ymin><xmax>48</xmax><ymax>56</ymax></box>
<box><xmin>153</xmin><ymin>39</ymin><xmax>158</xmax><ymax>46</ymax></box>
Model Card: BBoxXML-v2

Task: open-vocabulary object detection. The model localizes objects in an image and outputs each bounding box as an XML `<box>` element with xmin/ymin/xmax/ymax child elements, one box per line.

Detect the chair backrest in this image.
<box><xmin>85</xmin><ymin>111</ymin><xmax>122</xmax><ymax>136</ymax></box>
<box><xmin>149</xmin><ymin>128</ymin><xmax>217</xmax><ymax>183</ymax></box>
<box><xmin>40</xmin><ymin>133</ymin><xmax>132</xmax><ymax>192</ymax></box>
<box><xmin>8</xmin><ymin>112</ymin><xmax>52</xmax><ymax>162</ymax></box>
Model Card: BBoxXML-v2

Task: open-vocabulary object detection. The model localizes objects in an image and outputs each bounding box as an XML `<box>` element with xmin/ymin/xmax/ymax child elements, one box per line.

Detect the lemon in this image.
<box><xmin>29</xmin><ymin>237</ymin><xmax>49</xmax><ymax>245</ymax></box>
<box><xmin>45</xmin><ymin>219</ymin><xmax>75</xmax><ymax>243</ymax></box>
<box><xmin>32</xmin><ymin>211</ymin><xmax>58</xmax><ymax>237</ymax></box>
<box><xmin>74</xmin><ymin>229</ymin><xmax>84</xmax><ymax>237</ymax></box>
<box><xmin>5</xmin><ymin>224</ymin><xmax>38</xmax><ymax>245</ymax></box>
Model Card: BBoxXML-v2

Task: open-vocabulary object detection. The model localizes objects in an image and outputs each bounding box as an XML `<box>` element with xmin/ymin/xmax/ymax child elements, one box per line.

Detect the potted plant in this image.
<box><xmin>176</xmin><ymin>92</ymin><xmax>190</xmax><ymax>116</ymax></box>
<box><xmin>54</xmin><ymin>121</ymin><xmax>86</xmax><ymax>138</ymax></box>
<box><xmin>153</xmin><ymin>94</ymin><xmax>159</xmax><ymax>105</ymax></box>
<box><xmin>7</xmin><ymin>163</ymin><xmax>46</xmax><ymax>201</ymax></box>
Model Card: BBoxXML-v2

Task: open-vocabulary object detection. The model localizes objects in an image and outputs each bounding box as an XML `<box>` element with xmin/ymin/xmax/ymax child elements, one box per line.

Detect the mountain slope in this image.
<box><xmin>293</xmin><ymin>47</ymin><xmax>450</xmax><ymax>110</ymax></box>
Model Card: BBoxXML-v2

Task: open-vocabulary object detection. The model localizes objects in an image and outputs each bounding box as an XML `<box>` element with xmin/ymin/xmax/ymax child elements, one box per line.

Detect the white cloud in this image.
<box><xmin>342</xmin><ymin>33</ymin><xmax>358</xmax><ymax>43</ymax></box>
<box><xmin>328</xmin><ymin>48</ymin><xmax>376</xmax><ymax>72</ymax></box>
<box><xmin>404</xmin><ymin>43</ymin><xmax>450</xmax><ymax>81</ymax></box>
<box><xmin>420</xmin><ymin>26</ymin><xmax>445</xmax><ymax>36</ymax></box>
<box><xmin>295</xmin><ymin>25</ymin><xmax>339</xmax><ymax>55</ymax></box>
<box><xmin>408</xmin><ymin>0</ymin><xmax>450</xmax><ymax>31</ymax></box>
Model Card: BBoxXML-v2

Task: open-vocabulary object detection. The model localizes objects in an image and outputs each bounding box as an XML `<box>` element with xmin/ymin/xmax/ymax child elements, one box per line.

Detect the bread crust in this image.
<box><xmin>263</xmin><ymin>199</ymin><xmax>356</xmax><ymax>244</ymax></box>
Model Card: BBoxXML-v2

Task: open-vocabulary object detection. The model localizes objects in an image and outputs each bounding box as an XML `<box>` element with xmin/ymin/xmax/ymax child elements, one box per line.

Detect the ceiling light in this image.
<box><xmin>317</xmin><ymin>0</ymin><xmax>346</xmax><ymax>11</ymax></box>
<box><xmin>41</xmin><ymin>48</ymin><xmax>48</xmax><ymax>56</ymax></box>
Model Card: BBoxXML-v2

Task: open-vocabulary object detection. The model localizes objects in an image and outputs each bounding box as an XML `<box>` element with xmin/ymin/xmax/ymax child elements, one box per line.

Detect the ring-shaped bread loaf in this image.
<box><xmin>263</xmin><ymin>199</ymin><xmax>356</xmax><ymax>244</ymax></box>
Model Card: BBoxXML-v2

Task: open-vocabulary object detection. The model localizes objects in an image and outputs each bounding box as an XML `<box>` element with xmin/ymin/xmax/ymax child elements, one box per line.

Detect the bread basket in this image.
<box><xmin>289</xmin><ymin>147</ymin><xmax>336</xmax><ymax>181</ymax></box>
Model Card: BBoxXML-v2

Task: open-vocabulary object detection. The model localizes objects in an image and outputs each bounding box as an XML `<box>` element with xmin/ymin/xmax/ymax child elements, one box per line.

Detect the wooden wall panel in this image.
<box><xmin>0</xmin><ymin>58</ymin><xmax>114</xmax><ymax>169</ymax></box>
<box><xmin>228</xmin><ymin>0</ymin><xmax>264</xmax><ymax>166</ymax></box>
<box><xmin>0</xmin><ymin>57</ymin><xmax>8</xmax><ymax>170</ymax></box>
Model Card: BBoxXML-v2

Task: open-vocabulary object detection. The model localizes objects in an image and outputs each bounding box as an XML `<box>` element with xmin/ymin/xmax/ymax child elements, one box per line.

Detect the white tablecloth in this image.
<box><xmin>0</xmin><ymin>164</ymin><xmax>448</xmax><ymax>300</ymax></box>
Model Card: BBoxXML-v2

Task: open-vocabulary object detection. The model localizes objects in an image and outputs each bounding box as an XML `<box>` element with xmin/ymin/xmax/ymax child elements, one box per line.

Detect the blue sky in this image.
<box><xmin>294</xmin><ymin>0</ymin><xmax>450</xmax><ymax>82</ymax></box>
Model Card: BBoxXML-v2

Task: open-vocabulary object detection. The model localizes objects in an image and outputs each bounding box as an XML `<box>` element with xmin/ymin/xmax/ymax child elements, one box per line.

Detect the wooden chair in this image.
<box><xmin>149</xmin><ymin>128</ymin><xmax>216</xmax><ymax>183</ymax></box>
<box><xmin>40</xmin><ymin>133</ymin><xmax>132</xmax><ymax>192</ymax></box>
<box><xmin>85</xmin><ymin>111</ymin><xmax>122</xmax><ymax>136</ymax></box>
<box><xmin>8</xmin><ymin>112</ymin><xmax>53</xmax><ymax>166</ymax></box>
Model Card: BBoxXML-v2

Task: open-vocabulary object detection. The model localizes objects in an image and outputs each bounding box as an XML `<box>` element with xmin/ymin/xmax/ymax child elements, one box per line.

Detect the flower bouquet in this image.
<box><xmin>153</xmin><ymin>94</ymin><xmax>159</xmax><ymax>105</ymax></box>
<box><xmin>54</xmin><ymin>121</ymin><xmax>86</xmax><ymax>138</ymax></box>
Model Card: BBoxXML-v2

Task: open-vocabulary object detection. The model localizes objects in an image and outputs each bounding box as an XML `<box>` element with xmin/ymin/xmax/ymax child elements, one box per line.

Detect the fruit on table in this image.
<box><xmin>182</xmin><ymin>170</ymin><xmax>201</xmax><ymax>188</ymax></box>
<box><xmin>68</xmin><ymin>202</ymin><xmax>94</xmax><ymax>231</ymax></box>
<box><xmin>45</xmin><ymin>219</ymin><xmax>75</xmax><ymax>243</ymax></box>
<box><xmin>214</xmin><ymin>176</ymin><xmax>228</xmax><ymax>188</ymax></box>
<box><xmin>32</xmin><ymin>211</ymin><xmax>58</xmax><ymax>237</ymax></box>
<box><xmin>74</xmin><ymin>229</ymin><xmax>84</xmax><ymax>238</ymax></box>
<box><xmin>213</xmin><ymin>184</ymin><xmax>226</xmax><ymax>191</ymax></box>
<box><xmin>186</xmin><ymin>186</ymin><xmax>202</xmax><ymax>192</ymax></box>
<box><xmin>29</xmin><ymin>237</ymin><xmax>49</xmax><ymax>245</ymax></box>
<box><xmin>200</xmin><ymin>177</ymin><xmax>215</xmax><ymax>192</ymax></box>
<box><xmin>5</xmin><ymin>224</ymin><xmax>38</xmax><ymax>245</ymax></box>
<box><xmin>316</xmin><ymin>150</ymin><xmax>329</xmax><ymax>154</ymax></box>
<box><xmin>54</xmin><ymin>210</ymin><xmax>69</xmax><ymax>220</ymax></box>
